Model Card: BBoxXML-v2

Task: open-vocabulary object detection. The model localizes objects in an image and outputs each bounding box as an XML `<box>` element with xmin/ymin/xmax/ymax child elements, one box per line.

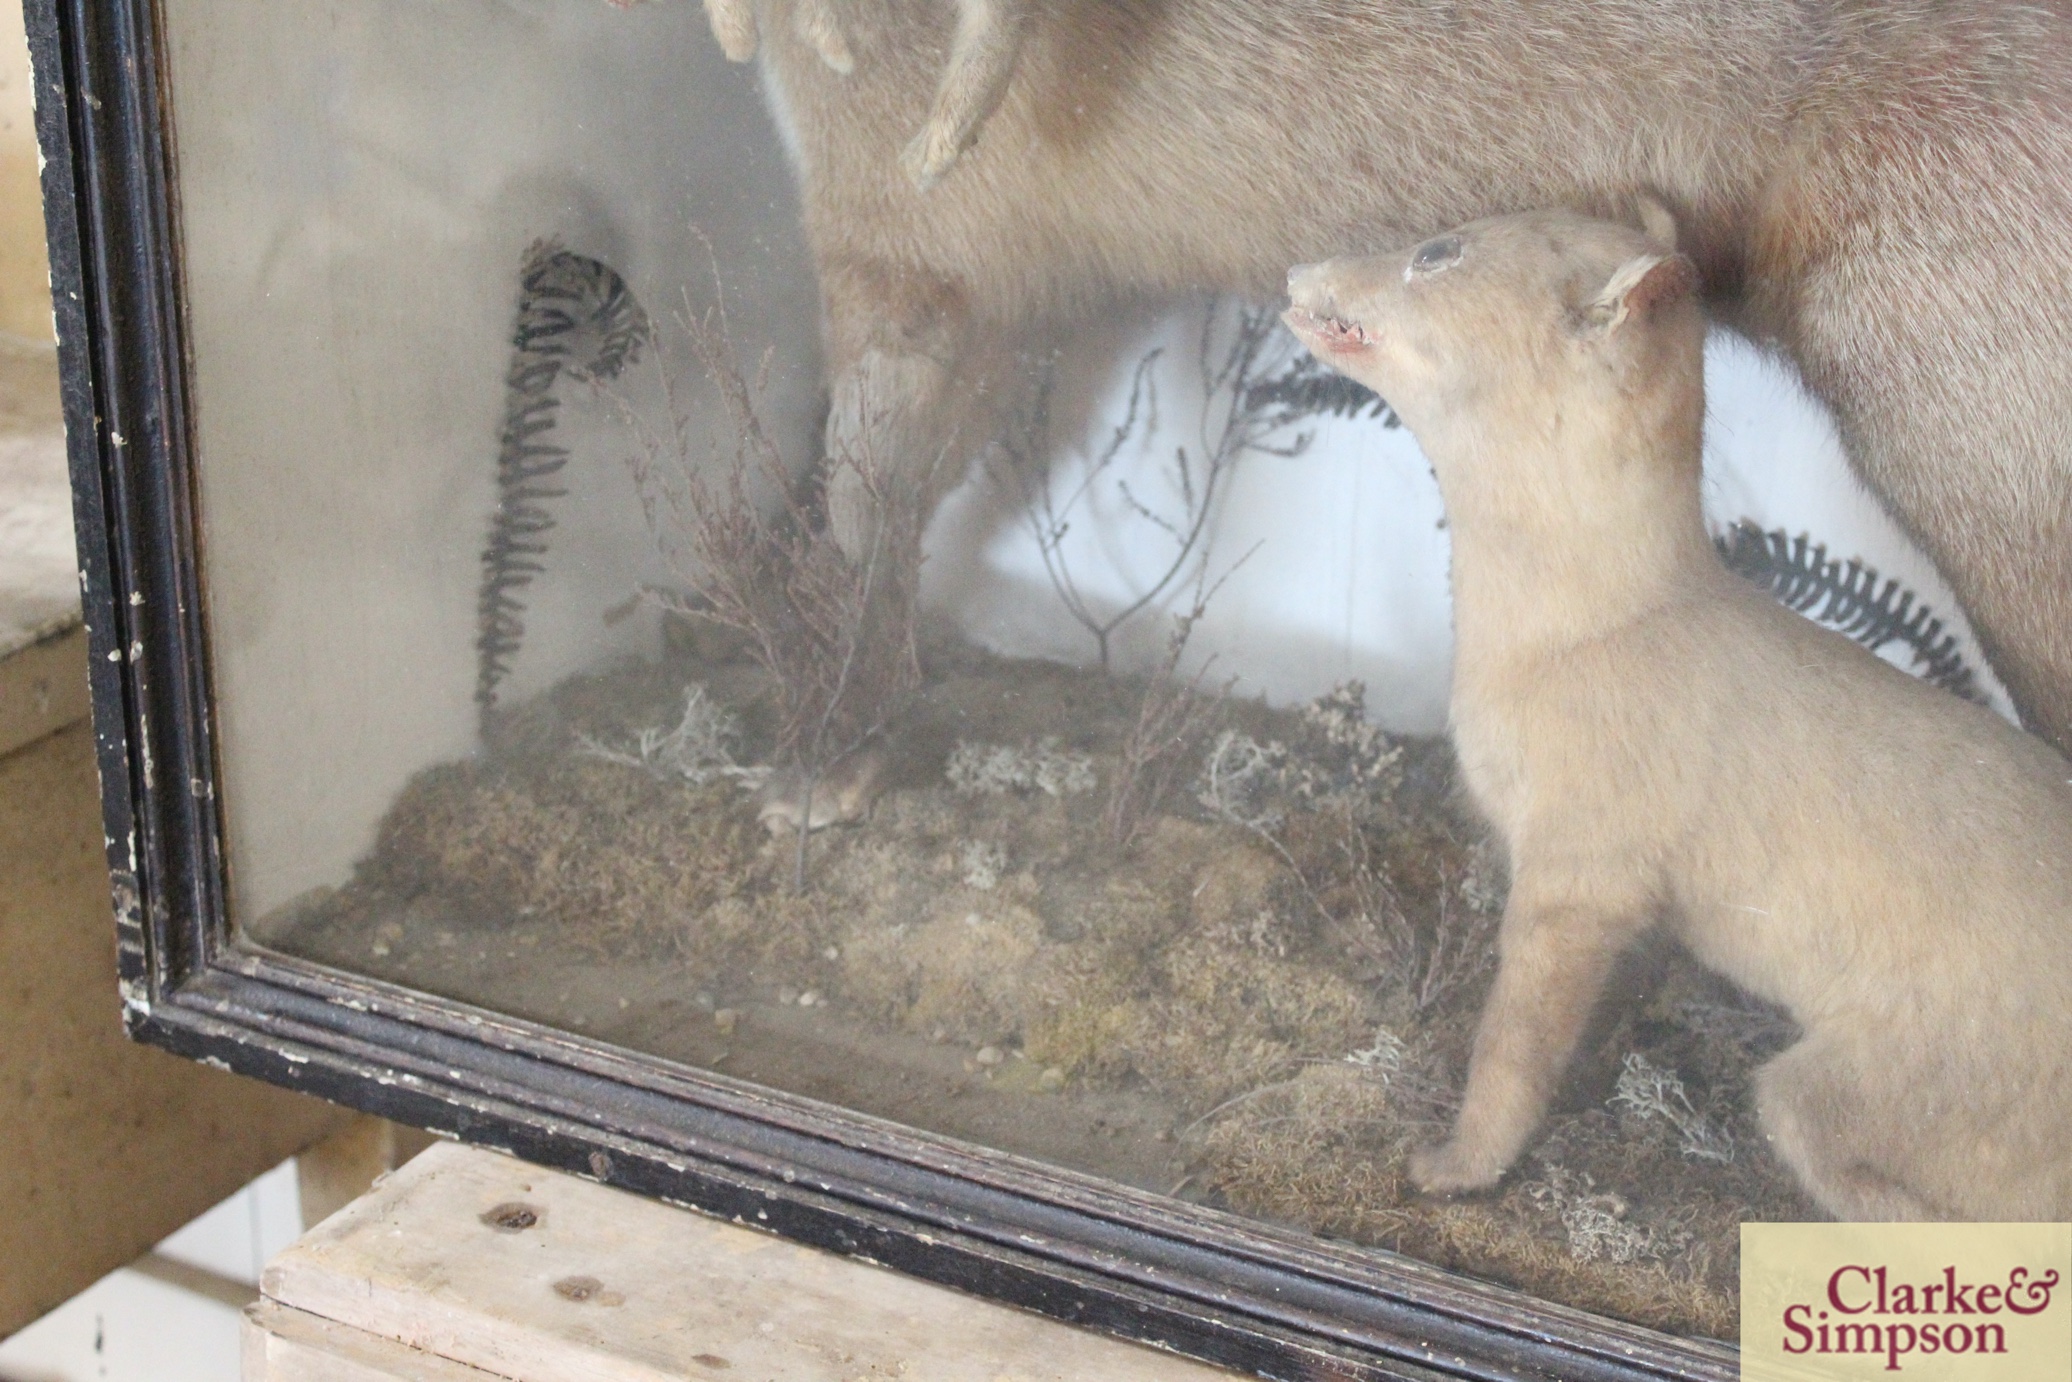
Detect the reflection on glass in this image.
<box><xmin>161</xmin><ymin>0</ymin><xmax>2023</xmax><ymax>1343</ymax></box>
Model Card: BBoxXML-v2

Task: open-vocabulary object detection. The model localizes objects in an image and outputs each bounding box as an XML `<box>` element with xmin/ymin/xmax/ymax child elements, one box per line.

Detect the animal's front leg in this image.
<box><xmin>817</xmin><ymin>256</ymin><xmax>987</xmax><ymax>560</ymax></box>
<box><xmin>824</xmin><ymin>347</ymin><xmax>960</xmax><ymax>558</ymax></box>
<box><xmin>1410</xmin><ymin>891</ymin><xmax>1650</xmax><ymax>1194</ymax></box>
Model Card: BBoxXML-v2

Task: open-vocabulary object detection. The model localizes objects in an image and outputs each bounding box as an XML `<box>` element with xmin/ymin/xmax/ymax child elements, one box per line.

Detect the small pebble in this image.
<box><xmin>714</xmin><ymin>1008</ymin><xmax>740</xmax><ymax>1035</ymax></box>
<box><xmin>617</xmin><ymin>998</ymin><xmax>629</xmax><ymax>1010</ymax></box>
<box><xmin>974</xmin><ymin>1046</ymin><xmax>1004</xmax><ymax>1068</ymax></box>
<box><xmin>370</xmin><ymin>941</ymin><xmax>390</xmax><ymax>958</ymax></box>
<box><xmin>1038</xmin><ymin>1066</ymin><xmax>1065</xmax><ymax>1092</ymax></box>
<box><xmin>930</xmin><ymin>1027</ymin><xmax>948</xmax><ymax>1043</ymax></box>
<box><xmin>798</xmin><ymin>990</ymin><xmax>822</xmax><ymax>1008</ymax></box>
<box><xmin>822</xmin><ymin>946</ymin><xmax>840</xmax><ymax>962</ymax></box>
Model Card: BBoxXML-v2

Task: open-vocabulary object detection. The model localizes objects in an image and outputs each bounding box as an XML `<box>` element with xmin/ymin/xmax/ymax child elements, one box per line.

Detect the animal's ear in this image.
<box><xmin>1576</xmin><ymin>252</ymin><xmax>1699</xmax><ymax>336</ymax></box>
<box><xmin>1633</xmin><ymin>194</ymin><xmax>1678</xmax><ymax>251</ymax></box>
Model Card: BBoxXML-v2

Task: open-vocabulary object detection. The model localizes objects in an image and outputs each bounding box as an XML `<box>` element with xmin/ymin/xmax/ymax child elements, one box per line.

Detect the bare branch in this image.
<box><xmin>610</xmin><ymin>251</ymin><xmax>929</xmax><ymax>889</ymax></box>
<box><xmin>1100</xmin><ymin>547</ymin><xmax>1258</xmax><ymax>849</ymax></box>
<box><xmin>995</xmin><ymin>302</ymin><xmax>1305</xmax><ymax>671</ymax></box>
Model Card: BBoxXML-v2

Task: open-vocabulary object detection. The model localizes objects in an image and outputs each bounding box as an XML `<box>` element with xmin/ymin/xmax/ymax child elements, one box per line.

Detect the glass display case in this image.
<box><xmin>32</xmin><ymin>1</ymin><xmax>2067</xmax><ymax>1378</ymax></box>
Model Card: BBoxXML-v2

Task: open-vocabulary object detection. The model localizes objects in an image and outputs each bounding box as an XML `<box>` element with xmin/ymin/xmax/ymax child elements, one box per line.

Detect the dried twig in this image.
<box><xmin>1610</xmin><ymin>1053</ymin><xmax>1736</xmax><ymax>1164</ymax></box>
<box><xmin>1100</xmin><ymin>550</ymin><xmax>1255</xmax><ymax>850</ymax></box>
<box><xmin>616</xmin><ymin>250</ymin><xmax>930</xmax><ymax>889</ymax></box>
<box><xmin>996</xmin><ymin>305</ymin><xmax>1315</xmax><ymax>670</ymax></box>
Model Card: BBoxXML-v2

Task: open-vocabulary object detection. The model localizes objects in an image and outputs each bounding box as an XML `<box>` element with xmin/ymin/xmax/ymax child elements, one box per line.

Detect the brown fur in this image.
<box><xmin>708</xmin><ymin>0</ymin><xmax>2072</xmax><ymax>751</ymax></box>
<box><xmin>1283</xmin><ymin>209</ymin><xmax>2072</xmax><ymax>1220</ymax></box>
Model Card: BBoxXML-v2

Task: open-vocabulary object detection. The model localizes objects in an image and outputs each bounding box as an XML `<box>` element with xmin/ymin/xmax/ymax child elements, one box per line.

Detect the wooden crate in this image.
<box><xmin>245</xmin><ymin>1141</ymin><xmax>1243</xmax><ymax>1382</ymax></box>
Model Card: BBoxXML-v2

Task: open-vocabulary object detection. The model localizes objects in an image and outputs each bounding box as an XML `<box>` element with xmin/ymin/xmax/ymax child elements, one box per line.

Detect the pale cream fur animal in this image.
<box><xmin>1283</xmin><ymin>210</ymin><xmax>2072</xmax><ymax>1221</ymax></box>
<box><xmin>684</xmin><ymin>0</ymin><xmax>2072</xmax><ymax>759</ymax></box>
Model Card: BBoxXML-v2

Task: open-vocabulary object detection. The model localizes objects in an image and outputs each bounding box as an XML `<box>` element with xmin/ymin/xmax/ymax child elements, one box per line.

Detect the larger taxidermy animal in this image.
<box><xmin>1282</xmin><ymin>208</ymin><xmax>2072</xmax><ymax>1221</ymax></box>
<box><xmin>690</xmin><ymin>0</ymin><xmax>2072</xmax><ymax>755</ymax></box>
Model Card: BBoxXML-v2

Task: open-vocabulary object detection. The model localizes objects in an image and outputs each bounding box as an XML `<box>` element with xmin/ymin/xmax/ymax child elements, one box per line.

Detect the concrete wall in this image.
<box><xmin>0</xmin><ymin>1</ymin><xmax>49</xmax><ymax>345</ymax></box>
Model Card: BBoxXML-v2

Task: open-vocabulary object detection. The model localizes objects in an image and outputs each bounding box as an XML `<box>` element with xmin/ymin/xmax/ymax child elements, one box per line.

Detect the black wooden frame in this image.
<box><xmin>27</xmin><ymin>2</ymin><xmax>1740</xmax><ymax>1378</ymax></box>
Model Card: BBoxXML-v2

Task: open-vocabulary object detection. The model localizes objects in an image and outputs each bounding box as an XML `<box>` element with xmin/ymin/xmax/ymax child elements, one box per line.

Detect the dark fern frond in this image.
<box><xmin>1715</xmin><ymin>521</ymin><xmax>1981</xmax><ymax>702</ymax></box>
<box><xmin>475</xmin><ymin>242</ymin><xmax>651</xmax><ymax>725</ymax></box>
<box><xmin>1242</xmin><ymin>349</ymin><xmax>1400</xmax><ymax>428</ymax></box>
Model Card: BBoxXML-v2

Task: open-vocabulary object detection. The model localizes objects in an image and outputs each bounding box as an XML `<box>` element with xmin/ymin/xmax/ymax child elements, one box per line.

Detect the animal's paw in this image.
<box><xmin>900</xmin><ymin>127</ymin><xmax>960</xmax><ymax>192</ymax></box>
<box><xmin>1407</xmin><ymin>1140</ymin><xmax>1505</xmax><ymax>1196</ymax></box>
<box><xmin>755</xmin><ymin>749</ymin><xmax>890</xmax><ymax>835</ymax></box>
<box><xmin>793</xmin><ymin>0</ymin><xmax>855</xmax><ymax>74</ymax></box>
<box><xmin>701</xmin><ymin>0</ymin><xmax>760</xmax><ymax>61</ymax></box>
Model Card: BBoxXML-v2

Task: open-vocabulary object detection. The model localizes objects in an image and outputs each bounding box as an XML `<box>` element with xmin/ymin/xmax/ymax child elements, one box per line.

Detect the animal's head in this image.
<box><xmin>1283</xmin><ymin>210</ymin><xmax>1702</xmax><ymax>458</ymax></box>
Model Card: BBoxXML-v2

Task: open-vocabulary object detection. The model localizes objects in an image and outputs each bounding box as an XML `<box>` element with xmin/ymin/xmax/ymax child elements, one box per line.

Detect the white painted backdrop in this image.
<box><xmin>927</xmin><ymin>309</ymin><xmax>2010</xmax><ymax>730</ymax></box>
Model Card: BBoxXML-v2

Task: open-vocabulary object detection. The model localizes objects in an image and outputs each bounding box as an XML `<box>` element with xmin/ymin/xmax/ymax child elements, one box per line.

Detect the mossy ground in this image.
<box><xmin>267</xmin><ymin>626</ymin><xmax>1815</xmax><ymax>1341</ymax></box>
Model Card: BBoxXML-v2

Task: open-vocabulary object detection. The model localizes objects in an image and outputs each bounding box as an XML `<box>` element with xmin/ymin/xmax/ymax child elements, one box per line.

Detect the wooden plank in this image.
<box><xmin>245</xmin><ymin>1301</ymin><xmax>514</xmax><ymax>1382</ymax></box>
<box><xmin>0</xmin><ymin>718</ymin><xmax>352</xmax><ymax>1337</ymax></box>
<box><xmin>264</xmin><ymin>1141</ymin><xmax>1242</xmax><ymax>1382</ymax></box>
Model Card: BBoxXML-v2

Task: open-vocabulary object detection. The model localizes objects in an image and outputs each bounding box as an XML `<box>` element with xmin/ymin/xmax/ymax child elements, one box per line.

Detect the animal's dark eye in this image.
<box><xmin>1409</xmin><ymin>236</ymin><xmax>1463</xmax><ymax>276</ymax></box>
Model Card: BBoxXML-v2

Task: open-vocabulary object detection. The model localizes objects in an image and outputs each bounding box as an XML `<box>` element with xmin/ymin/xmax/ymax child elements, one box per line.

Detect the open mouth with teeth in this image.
<box><xmin>1282</xmin><ymin>305</ymin><xmax>1372</xmax><ymax>354</ymax></box>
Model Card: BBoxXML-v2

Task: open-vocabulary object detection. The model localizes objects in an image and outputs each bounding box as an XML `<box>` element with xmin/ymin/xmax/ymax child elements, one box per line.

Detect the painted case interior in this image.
<box><xmin>163</xmin><ymin>0</ymin><xmax>2011</xmax><ymax>1343</ymax></box>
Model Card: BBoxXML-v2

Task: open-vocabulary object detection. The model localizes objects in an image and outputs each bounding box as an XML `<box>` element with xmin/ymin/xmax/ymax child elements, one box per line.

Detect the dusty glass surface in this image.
<box><xmin>161</xmin><ymin>0</ymin><xmax>2047</xmax><ymax>1344</ymax></box>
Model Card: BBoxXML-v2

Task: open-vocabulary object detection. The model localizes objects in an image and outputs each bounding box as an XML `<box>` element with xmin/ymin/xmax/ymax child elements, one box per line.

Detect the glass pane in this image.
<box><xmin>162</xmin><ymin>0</ymin><xmax>2033</xmax><ymax>1345</ymax></box>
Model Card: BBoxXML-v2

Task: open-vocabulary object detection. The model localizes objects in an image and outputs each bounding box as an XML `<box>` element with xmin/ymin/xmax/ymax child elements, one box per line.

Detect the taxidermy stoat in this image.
<box><xmin>1282</xmin><ymin>208</ymin><xmax>2072</xmax><ymax>1221</ymax></box>
<box><xmin>681</xmin><ymin>0</ymin><xmax>2072</xmax><ymax>758</ymax></box>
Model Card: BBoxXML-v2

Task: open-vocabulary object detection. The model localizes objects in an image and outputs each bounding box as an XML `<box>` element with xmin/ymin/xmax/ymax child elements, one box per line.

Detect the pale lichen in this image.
<box><xmin>1524</xmin><ymin>1164</ymin><xmax>1694</xmax><ymax>1265</ymax></box>
<box><xmin>945</xmin><ymin>737</ymin><xmax>1097</xmax><ymax>797</ymax></box>
<box><xmin>1611</xmin><ymin>1052</ymin><xmax>1737</xmax><ymax>1164</ymax></box>
<box><xmin>575</xmin><ymin>685</ymin><xmax>758</xmax><ymax>789</ymax></box>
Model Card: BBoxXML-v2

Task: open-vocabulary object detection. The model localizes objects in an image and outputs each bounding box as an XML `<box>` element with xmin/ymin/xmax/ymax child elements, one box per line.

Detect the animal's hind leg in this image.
<box><xmin>1751</xmin><ymin>136</ymin><xmax>2072</xmax><ymax>749</ymax></box>
<box><xmin>1754</xmin><ymin>1039</ymin><xmax>1943</xmax><ymax>1221</ymax></box>
<box><xmin>1796</xmin><ymin>309</ymin><xmax>2072</xmax><ymax>750</ymax></box>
